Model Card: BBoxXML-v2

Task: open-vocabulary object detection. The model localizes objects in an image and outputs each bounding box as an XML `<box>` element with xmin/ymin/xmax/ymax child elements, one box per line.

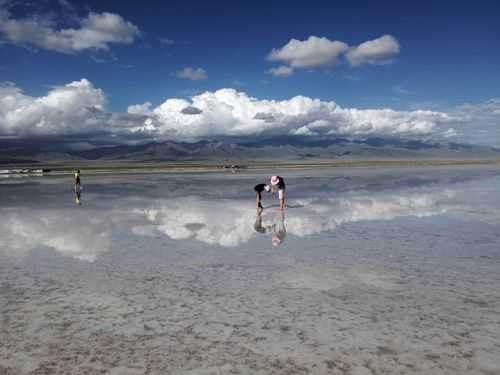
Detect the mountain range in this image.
<box><xmin>1</xmin><ymin>137</ymin><xmax>500</xmax><ymax>164</ymax></box>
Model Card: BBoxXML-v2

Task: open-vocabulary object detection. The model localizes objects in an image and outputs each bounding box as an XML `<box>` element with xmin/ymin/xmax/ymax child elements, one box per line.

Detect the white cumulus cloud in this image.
<box><xmin>175</xmin><ymin>67</ymin><xmax>208</xmax><ymax>81</ymax></box>
<box><xmin>346</xmin><ymin>35</ymin><xmax>400</xmax><ymax>66</ymax></box>
<box><xmin>0</xmin><ymin>79</ymin><xmax>106</xmax><ymax>136</ymax></box>
<box><xmin>267</xmin><ymin>34</ymin><xmax>401</xmax><ymax>75</ymax></box>
<box><xmin>127</xmin><ymin>102</ymin><xmax>152</xmax><ymax>116</ymax></box>
<box><xmin>0</xmin><ymin>8</ymin><xmax>141</xmax><ymax>53</ymax></box>
<box><xmin>268</xmin><ymin>36</ymin><xmax>349</xmax><ymax>69</ymax></box>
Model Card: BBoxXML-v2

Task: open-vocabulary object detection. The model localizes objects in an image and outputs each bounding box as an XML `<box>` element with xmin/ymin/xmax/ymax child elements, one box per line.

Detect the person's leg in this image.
<box><xmin>278</xmin><ymin>189</ymin><xmax>285</xmax><ymax>210</ymax></box>
<box><xmin>256</xmin><ymin>192</ymin><xmax>262</xmax><ymax>208</ymax></box>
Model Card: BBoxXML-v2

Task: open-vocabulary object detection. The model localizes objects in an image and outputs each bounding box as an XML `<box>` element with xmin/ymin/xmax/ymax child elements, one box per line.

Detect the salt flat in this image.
<box><xmin>1</xmin><ymin>167</ymin><xmax>499</xmax><ymax>374</ymax></box>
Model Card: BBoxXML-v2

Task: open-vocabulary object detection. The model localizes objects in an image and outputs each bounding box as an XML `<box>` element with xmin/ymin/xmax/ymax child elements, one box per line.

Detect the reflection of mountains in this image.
<box><xmin>1</xmin><ymin>186</ymin><xmax>461</xmax><ymax>261</ymax></box>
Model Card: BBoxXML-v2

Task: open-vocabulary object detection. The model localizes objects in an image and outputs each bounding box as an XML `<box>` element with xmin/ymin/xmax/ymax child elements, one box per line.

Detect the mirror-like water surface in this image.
<box><xmin>1</xmin><ymin>167</ymin><xmax>499</xmax><ymax>374</ymax></box>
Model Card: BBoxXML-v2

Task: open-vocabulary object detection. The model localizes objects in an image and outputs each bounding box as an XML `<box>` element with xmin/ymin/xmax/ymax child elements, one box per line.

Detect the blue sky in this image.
<box><xmin>0</xmin><ymin>0</ymin><xmax>499</xmax><ymax>146</ymax></box>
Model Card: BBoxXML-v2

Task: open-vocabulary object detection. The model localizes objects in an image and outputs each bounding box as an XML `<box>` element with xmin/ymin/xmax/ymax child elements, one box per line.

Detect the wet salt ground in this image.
<box><xmin>1</xmin><ymin>167</ymin><xmax>500</xmax><ymax>374</ymax></box>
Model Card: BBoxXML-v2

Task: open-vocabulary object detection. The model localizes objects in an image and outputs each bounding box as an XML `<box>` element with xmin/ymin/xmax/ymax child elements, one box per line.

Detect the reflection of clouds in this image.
<box><xmin>444</xmin><ymin>184</ymin><xmax>500</xmax><ymax>225</ymax></box>
<box><xmin>285</xmin><ymin>190</ymin><xmax>455</xmax><ymax>237</ymax></box>
<box><xmin>0</xmin><ymin>209</ymin><xmax>113</xmax><ymax>262</ymax></box>
<box><xmin>139</xmin><ymin>189</ymin><xmax>456</xmax><ymax>246</ymax></box>
<box><xmin>1</xmin><ymin>176</ymin><xmax>496</xmax><ymax>260</ymax></box>
<box><xmin>136</xmin><ymin>197</ymin><xmax>257</xmax><ymax>247</ymax></box>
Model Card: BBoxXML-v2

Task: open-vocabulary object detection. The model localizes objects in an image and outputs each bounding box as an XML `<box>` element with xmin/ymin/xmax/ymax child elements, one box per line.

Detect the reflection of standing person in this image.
<box><xmin>254</xmin><ymin>183</ymin><xmax>271</xmax><ymax>212</ymax></box>
<box><xmin>271</xmin><ymin>211</ymin><xmax>286</xmax><ymax>247</ymax></box>
<box><xmin>75</xmin><ymin>190</ymin><xmax>81</xmax><ymax>205</ymax></box>
<box><xmin>270</xmin><ymin>175</ymin><xmax>286</xmax><ymax>210</ymax></box>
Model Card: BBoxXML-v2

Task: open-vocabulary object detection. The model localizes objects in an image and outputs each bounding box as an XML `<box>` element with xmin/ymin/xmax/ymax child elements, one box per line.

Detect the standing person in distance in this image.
<box><xmin>270</xmin><ymin>175</ymin><xmax>286</xmax><ymax>210</ymax></box>
<box><xmin>74</xmin><ymin>169</ymin><xmax>81</xmax><ymax>191</ymax></box>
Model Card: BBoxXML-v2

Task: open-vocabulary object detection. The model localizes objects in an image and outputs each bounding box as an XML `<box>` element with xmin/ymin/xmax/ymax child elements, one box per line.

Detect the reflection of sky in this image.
<box><xmin>1</xmin><ymin>170</ymin><xmax>499</xmax><ymax>261</ymax></box>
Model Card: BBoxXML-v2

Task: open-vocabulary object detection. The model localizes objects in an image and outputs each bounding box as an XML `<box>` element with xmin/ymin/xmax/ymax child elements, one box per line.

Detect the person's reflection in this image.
<box><xmin>254</xmin><ymin>211</ymin><xmax>267</xmax><ymax>233</ymax></box>
<box><xmin>74</xmin><ymin>187</ymin><xmax>82</xmax><ymax>205</ymax></box>
<box><xmin>254</xmin><ymin>210</ymin><xmax>287</xmax><ymax>246</ymax></box>
<box><xmin>271</xmin><ymin>211</ymin><xmax>286</xmax><ymax>247</ymax></box>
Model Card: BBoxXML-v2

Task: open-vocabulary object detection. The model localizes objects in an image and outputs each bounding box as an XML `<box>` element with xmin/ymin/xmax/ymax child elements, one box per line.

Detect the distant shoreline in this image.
<box><xmin>1</xmin><ymin>159</ymin><xmax>499</xmax><ymax>176</ymax></box>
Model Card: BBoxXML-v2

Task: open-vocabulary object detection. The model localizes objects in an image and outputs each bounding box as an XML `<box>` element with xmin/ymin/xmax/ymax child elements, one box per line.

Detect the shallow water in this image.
<box><xmin>1</xmin><ymin>167</ymin><xmax>500</xmax><ymax>374</ymax></box>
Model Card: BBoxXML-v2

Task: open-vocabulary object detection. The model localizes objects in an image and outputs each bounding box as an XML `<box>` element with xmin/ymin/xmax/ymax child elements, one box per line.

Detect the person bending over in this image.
<box><xmin>270</xmin><ymin>175</ymin><xmax>286</xmax><ymax>210</ymax></box>
<box><xmin>254</xmin><ymin>183</ymin><xmax>271</xmax><ymax>212</ymax></box>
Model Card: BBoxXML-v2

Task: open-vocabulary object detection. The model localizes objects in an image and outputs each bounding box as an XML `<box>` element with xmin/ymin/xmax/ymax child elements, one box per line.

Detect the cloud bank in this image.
<box><xmin>1</xmin><ymin>78</ymin><xmax>490</xmax><ymax>145</ymax></box>
<box><xmin>0</xmin><ymin>7</ymin><xmax>140</xmax><ymax>53</ymax></box>
<box><xmin>448</xmin><ymin>99</ymin><xmax>500</xmax><ymax>146</ymax></box>
<box><xmin>129</xmin><ymin>87</ymin><xmax>454</xmax><ymax>141</ymax></box>
<box><xmin>267</xmin><ymin>35</ymin><xmax>401</xmax><ymax>75</ymax></box>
